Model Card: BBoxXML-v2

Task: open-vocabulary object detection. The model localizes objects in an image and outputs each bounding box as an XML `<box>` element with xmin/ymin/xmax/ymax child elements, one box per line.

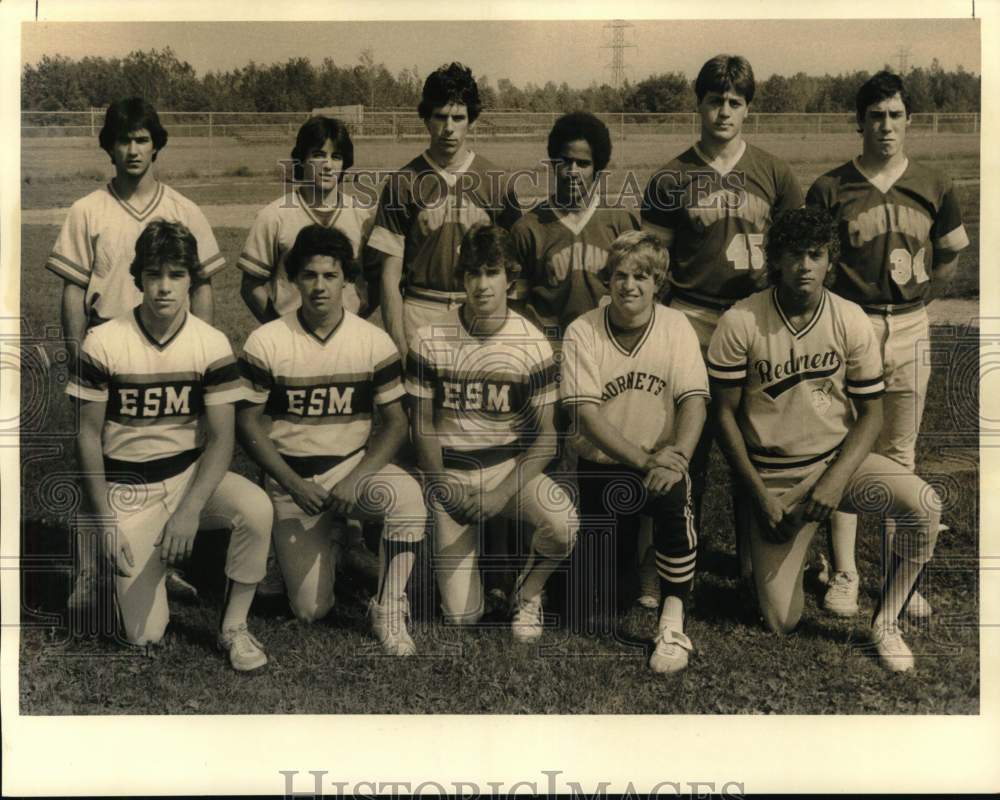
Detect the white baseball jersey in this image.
<box><xmin>237</xmin><ymin>190</ymin><xmax>376</xmax><ymax>316</ymax></box>
<box><xmin>405</xmin><ymin>308</ymin><xmax>557</xmax><ymax>452</ymax></box>
<box><xmin>706</xmin><ymin>288</ymin><xmax>885</xmax><ymax>469</ymax></box>
<box><xmin>561</xmin><ymin>304</ymin><xmax>710</xmax><ymax>465</ymax></box>
<box><xmin>65</xmin><ymin>310</ymin><xmax>243</xmax><ymax>462</ymax></box>
<box><xmin>46</xmin><ymin>182</ymin><xmax>225</xmax><ymax>322</ymax></box>
<box><xmin>240</xmin><ymin>310</ymin><xmax>404</xmax><ymax>459</ymax></box>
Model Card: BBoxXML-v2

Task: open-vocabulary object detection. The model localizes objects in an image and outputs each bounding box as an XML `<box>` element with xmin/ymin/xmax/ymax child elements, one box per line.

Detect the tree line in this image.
<box><xmin>22</xmin><ymin>47</ymin><xmax>980</xmax><ymax>115</ymax></box>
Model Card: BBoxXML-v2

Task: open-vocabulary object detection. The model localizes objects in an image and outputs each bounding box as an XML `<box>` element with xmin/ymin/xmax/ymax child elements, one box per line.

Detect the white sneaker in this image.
<box><xmin>218</xmin><ymin>624</ymin><xmax>268</xmax><ymax>672</ymax></box>
<box><xmin>649</xmin><ymin>628</ymin><xmax>694</xmax><ymax>675</ymax></box>
<box><xmin>872</xmin><ymin>621</ymin><xmax>915</xmax><ymax>672</ymax></box>
<box><xmin>636</xmin><ymin>593</ymin><xmax>660</xmax><ymax>610</ymax></box>
<box><xmin>823</xmin><ymin>571</ymin><xmax>860</xmax><ymax>617</ymax></box>
<box><xmin>368</xmin><ymin>596</ymin><xmax>416</xmax><ymax>656</ymax></box>
<box><xmin>903</xmin><ymin>589</ymin><xmax>932</xmax><ymax>620</ymax></box>
<box><xmin>511</xmin><ymin>595</ymin><xmax>544</xmax><ymax>643</ymax></box>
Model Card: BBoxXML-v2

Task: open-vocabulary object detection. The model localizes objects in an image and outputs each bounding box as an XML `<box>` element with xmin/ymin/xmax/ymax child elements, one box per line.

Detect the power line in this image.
<box><xmin>603</xmin><ymin>20</ymin><xmax>636</xmax><ymax>90</ymax></box>
<box><xmin>894</xmin><ymin>45</ymin><xmax>911</xmax><ymax>75</ymax></box>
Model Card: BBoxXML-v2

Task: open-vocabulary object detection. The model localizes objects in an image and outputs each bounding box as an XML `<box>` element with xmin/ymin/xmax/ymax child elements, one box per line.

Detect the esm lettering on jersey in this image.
<box><xmin>547</xmin><ymin>243</ymin><xmax>609</xmax><ymax>283</ymax></box>
<box><xmin>847</xmin><ymin>204</ymin><xmax>932</xmax><ymax>247</ymax></box>
<box><xmin>286</xmin><ymin>386</ymin><xmax>355</xmax><ymax>416</ymax></box>
<box><xmin>688</xmin><ymin>189</ymin><xmax>771</xmax><ymax>230</ymax></box>
<box><xmin>601</xmin><ymin>371</ymin><xmax>667</xmax><ymax>401</ymax></box>
<box><xmin>115</xmin><ymin>383</ymin><xmax>197</xmax><ymax>418</ymax></box>
<box><xmin>755</xmin><ymin>349</ymin><xmax>842</xmax><ymax>399</ymax></box>
<box><xmin>442</xmin><ymin>380</ymin><xmax>512</xmax><ymax>412</ymax></box>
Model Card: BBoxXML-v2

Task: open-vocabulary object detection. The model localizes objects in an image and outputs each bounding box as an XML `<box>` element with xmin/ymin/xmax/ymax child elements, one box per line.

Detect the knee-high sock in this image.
<box><xmin>377</xmin><ymin>539</ymin><xmax>418</xmax><ymax>604</ymax></box>
<box><xmin>221</xmin><ymin>579</ymin><xmax>257</xmax><ymax>630</ymax></box>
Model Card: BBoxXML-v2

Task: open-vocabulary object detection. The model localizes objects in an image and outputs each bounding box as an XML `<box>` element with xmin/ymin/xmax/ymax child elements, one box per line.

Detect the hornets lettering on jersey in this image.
<box><xmin>600</xmin><ymin>370</ymin><xmax>668</xmax><ymax>400</ymax></box>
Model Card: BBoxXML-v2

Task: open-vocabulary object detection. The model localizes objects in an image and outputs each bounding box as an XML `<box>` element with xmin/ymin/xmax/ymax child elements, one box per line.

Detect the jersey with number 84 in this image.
<box><xmin>641</xmin><ymin>143</ymin><xmax>803</xmax><ymax>303</ymax></box>
<box><xmin>806</xmin><ymin>159</ymin><xmax>969</xmax><ymax>306</ymax></box>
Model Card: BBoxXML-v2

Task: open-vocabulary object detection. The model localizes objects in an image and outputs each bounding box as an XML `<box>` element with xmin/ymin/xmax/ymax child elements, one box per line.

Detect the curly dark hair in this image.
<box><xmin>129</xmin><ymin>220</ymin><xmax>200</xmax><ymax>290</ymax></box>
<box><xmin>765</xmin><ymin>208</ymin><xmax>841</xmax><ymax>285</ymax></box>
<box><xmin>456</xmin><ymin>222</ymin><xmax>521</xmax><ymax>281</ymax></box>
<box><xmin>694</xmin><ymin>54</ymin><xmax>755</xmax><ymax>104</ymax></box>
<box><xmin>290</xmin><ymin>116</ymin><xmax>354</xmax><ymax>180</ymax></box>
<box><xmin>99</xmin><ymin>97</ymin><xmax>168</xmax><ymax>162</ymax></box>
<box><xmin>285</xmin><ymin>224</ymin><xmax>359</xmax><ymax>282</ymax></box>
<box><xmin>855</xmin><ymin>70</ymin><xmax>912</xmax><ymax>132</ymax></box>
<box><xmin>547</xmin><ymin>111</ymin><xmax>612</xmax><ymax>173</ymax></box>
<box><xmin>418</xmin><ymin>62</ymin><xmax>481</xmax><ymax>123</ymax></box>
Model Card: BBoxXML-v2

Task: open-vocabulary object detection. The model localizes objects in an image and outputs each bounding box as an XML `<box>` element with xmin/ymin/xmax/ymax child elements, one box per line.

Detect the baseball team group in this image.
<box><xmin>47</xmin><ymin>55</ymin><xmax>969</xmax><ymax>677</ymax></box>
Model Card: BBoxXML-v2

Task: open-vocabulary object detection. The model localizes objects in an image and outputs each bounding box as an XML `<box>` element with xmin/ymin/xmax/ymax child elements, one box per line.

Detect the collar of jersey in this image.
<box><xmin>291</xmin><ymin>187</ymin><xmax>347</xmax><ymax>228</ymax></box>
<box><xmin>297</xmin><ymin>307</ymin><xmax>347</xmax><ymax>345</ymax></box>
<box><xmin>604</xmin><ymin>304</ymin><xmax>655</xmax><ymax>357</ymax></box>
<box><xmin>458</xmin><ymin>304</ymin><xmax>510</xmax><ymax>341</ymax></box>
<box><xmin>772</xmin><ymin>286</ymin><xmax>827</xmax><ymax>339</ymax></box>
<box><xmin>133</xmin><ymin>306</ymin><xmax>188</xmax><ymax>350</ymax></box>
<box><xmin>693</xmin><ymin>140</ymin><xmax>747</xmax><ymax>177</ymax></box>
<box><xmin>550</xmin><ymin>190</ymin><xmax>600</xmax><ymax>236</ymax></box>
<box><xmin>108</xmin><ymin>181</ymin><xmax>165</xmax><ymax>223</ymax></box>
<box><xmin>852</xmin><ymin>155</ymin><xmax>910</xmax><ymax>194</ymax></box>
<box><xmin>422</xmin><ymin>149</ymin><xmax>476</xmax><ymax>187</ymax></box>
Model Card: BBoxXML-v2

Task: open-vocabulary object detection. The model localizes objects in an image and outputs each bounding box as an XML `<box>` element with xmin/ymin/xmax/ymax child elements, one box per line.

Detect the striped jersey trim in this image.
<box><xmin>603</xmin><ymin>305</ymin><xmax>655</xmax><ymax>357</ymax></box>
<box><xmin>934</xmin><ymin>224</ymin><xmax>970</xmax><ymax>253</ymax></box>
<box><xmin>772</xmin><ymin>287</ymin><xmax>827</xmax><ymax>339</ymax></box>
<box><xmin>749</xmin><ymin>442</ymin><xmax>842</xmax><ymax>469</ymax></box>
<box><xmin>46</xmin><ymin>253</ymin><xmax>90</xmax><ymax>285</ymax></box>
<box><xmin>846</xmin><ymin>374</ymin><xmax>886</xmax><ymax>397</ymax></box>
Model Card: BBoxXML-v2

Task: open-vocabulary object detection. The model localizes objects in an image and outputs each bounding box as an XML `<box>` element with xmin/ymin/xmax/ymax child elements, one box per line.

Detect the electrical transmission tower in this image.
<box><xmin>894</xmin><ymin>45</ymin><xmax>911</xmax><ymax>75</ymax></box>
<box><xmin>604</xmin><ymin>20</ymin><xmax>635</xmax><ymax>90</ymax></box>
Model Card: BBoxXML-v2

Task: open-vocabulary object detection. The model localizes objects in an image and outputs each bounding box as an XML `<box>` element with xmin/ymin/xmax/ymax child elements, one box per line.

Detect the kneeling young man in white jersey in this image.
<box><xmin>562</xmin><ymin>231</ymin><xmax>709</xmax><ymax>674</ymax></box>
<box><xmin>237</xmin><ymin>225</ymin><xmax>427</xmax><ymax>655</ymax></box>
<box><xmin>406</xmin><ymin>223</ymin><xmax>578</xmax><ymax>641</ymax></box>
<box><xmin>66</xmin><ymin>221</ymin><xmax>273</xmax><ymax>671</ymax></box>
<box><xmin>708</xmin><ymin>208</ymin><xmax>942</xmax><ymax>672</ymax></box>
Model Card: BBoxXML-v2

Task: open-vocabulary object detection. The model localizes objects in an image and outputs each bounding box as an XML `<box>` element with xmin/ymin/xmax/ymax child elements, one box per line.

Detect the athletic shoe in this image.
<box><xmin>872</xmin><ymin>621</ymin><xmax>914</xmax><ymax>673</ymax></box>
<box><xmin>648</xmin><ymin>628</ymin><xmax>694</xmax><ymax>675</ymax></box>
<box><xmin>636</xmin><ymin>593</ymin><xmax>660</xmax><ymax>610</ymax></box>
<box><xmin>485</xmin><ymin>587</ymin><xmax>509</xmax><ymax>617</ymax></box>
<box><xmin>165</xmin><ymin>569</ymin><xmax>199</xmax><ymax>603</ymax></box>
<box><xmin>255</xmin><ymin>557</ymin><xmax>286</xmax><ymax>598</ymax></box>
<box><xmin>511</xmin><ymin>595</ymin><xmax>544</xmax><ymax>643</ymax></box>
<box><xmin>903</xmin><ymin>589</ymin><xmax>932</xmax><ymax>620</ymax></box>
<box><xmin>368</xmin><ymin>596</ymin><xmax>416</xmax><ymax>656</ymax></box>
<box><xmin>218</xmin><ymin>624</ymin><xmax>268</xmax><ymax>672</ymax></box>
<box><xmin>343</xmin><ymin>538</ymin><xmax>380</xmax><ymax>583</ymax></box>
<box><xmin>822</xmin><ymin>571</ymin><xmax>860</xmax><ymax>617</ymax></box>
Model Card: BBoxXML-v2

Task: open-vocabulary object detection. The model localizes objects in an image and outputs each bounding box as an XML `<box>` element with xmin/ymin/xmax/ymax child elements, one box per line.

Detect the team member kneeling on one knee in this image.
<box><xmin>67</xmin><ymin>221</ymin><xmax>273</xmax><ymax>672</ymax></box>
<box><xmin>237</xmin><ymin>225</ymin><xmax>428</xmax><ymax>656</ymax></box>
<box><xmin>708</xmin><ymin>207</ymin><xmax>942</xmax><ymax>672</ymax></box>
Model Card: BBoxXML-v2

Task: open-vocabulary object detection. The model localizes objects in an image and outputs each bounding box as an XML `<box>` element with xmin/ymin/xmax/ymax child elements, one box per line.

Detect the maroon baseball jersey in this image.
<box><xmin>641</xmin><ymin>142</ymin><xmax>803</xmax><ymax>304</ymax></box>
<box><xmin>806</xmin><ymin>158</ymin><xmax>969</xmax><ymax>306</ymax></box>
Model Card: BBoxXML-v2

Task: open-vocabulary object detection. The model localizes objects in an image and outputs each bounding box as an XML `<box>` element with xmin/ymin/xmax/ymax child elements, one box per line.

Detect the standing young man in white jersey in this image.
<box><xmin>48</xmin><ymin>98</ymin><xmax>225</xmax><ymax>614</ymax></box>
<box><xmin>806</xmin><ymin>71</ymin><xmax>969</xmax><ymax>620</ymax></box>
<box><xmin>562</xmin><ymin>232</ymin><xmax>708</xmax><ymax>674</ymax></box>
<box><xmin>511</xmin><ymin>111</ymin><xmax>640</xmax><ymax>336</ymax></box>
<box><xmin>369</xmin><ymin>63</ymin><xmax>521</xmax><ymax>357</ymax></box>
<box><xmin>238</xmin><ymin>116</ymin><xmax>379</xmax><ymax>593</ymax></box>
<box><xmin>237</xmin><ymin>225</ymin><xmax>428</xmax><ymax>655</ymax></box>
<box><xmin>641</xmin><ymin>56</ymin><xmax>804</xmax><ymax>579</ymax></box>
<box><xmin>239</xmin><ymin>116</ymin><xmax>371</xmax><ymax>322</ymax></box>
<box><xmin>406</xmin><ymin>223</ymin><xmax>577</xmax><ymax>640</ymax></box>
<box><xmin>65</xmin><ymin>221</ymin><xmax>273</xmax><ymax>671</ymax></box>
<box><xmin>708</xmin><ymin>208</ymin><xmax>942</xmax><ymax>672</ymax></box>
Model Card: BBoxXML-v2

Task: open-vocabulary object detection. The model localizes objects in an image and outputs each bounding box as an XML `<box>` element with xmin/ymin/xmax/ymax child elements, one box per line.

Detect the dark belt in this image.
<box><xmin>104</xmin><ymin>449</ymin><xmax>202</xmax><ymax>485</ymax></box>
<box><xmin>862</xmin><ymin>299</ymin><xmax>924</xmax><ymax>316</ymax></box>
<box><xmin>441</xmin><ymin>445</ymin><xmax>523</xmax><ymax>471</ymax></box>
<box><xmin>280</xmin><ymin>446</ymin><xmax>366</xmax><ymax>478</ymax></box>
<box><xmin>671</xmin><ymin>289</ymin><xmax>735</xmax><ymax>312</ymax></box>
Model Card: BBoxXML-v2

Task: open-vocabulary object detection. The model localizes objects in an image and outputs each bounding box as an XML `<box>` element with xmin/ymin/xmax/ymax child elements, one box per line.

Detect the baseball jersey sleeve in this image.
<box><xmin>185</xmin><ymin>205</ymin><xmax>226</xmax><ymax>281</ymax></box>
<box><xmin>46</xmin><ymin>200</ymin><xmax>93</xmax><ymax>288</ymax></box>
<box><xmin>672</xmin><ymin>315</ymin><xmax>711</xmax><ymax>403</ymax></box>
<box><xmin>560</xmin><ymin>320</ymin><xmax>602</xmax><ymax>406</ymax></box>
<box><xmin>238</xmin><ymin>329</ymin><xmax>274</xmax><ymax>405</ymax></box>
<box><xmin>203</xmin><ymin>334</ymin><xmax>244</xmax><ymax>405</ymax></box>
<box><xmin>238</xmin><ymin>205</ymin><xmax>279</xmax><ymax>281</ymax></box>
<box><xmin>774</xmin><ymin>159</ymin><xmax>805</xmax><ymax>215</ymax></box>
<box><xmin>65</xmin><ymin>329</ymin><xmax>111</xmax><ymax>402</ymax></box>
<box><xmin>706</xmin><ymin>309</ymin><xmax>750</xmax><ymax>386</ymax></box>
<box><xmin>527</xmin><ymin>337</ymin><xmax>558</xmax><ymax>408</ymax></box>
<box><xmin>496</xmin><ymin>184</ymin><xmax>523</xmax><ymax>231</ymax></box>
<box><xmin>641</xmin><ymin>170</ymin><xmax>682</xmax><ymax>238</ymax></box>
<box><xmin>931</xmin><ymin>179</ymin><xmax>970</xmax><ymax>255</ymax></box>
<box><xmin>843</xmin><ymin>306</ymin><xmax>886</xmax><ymax>399</ymax></box>
<box><xmin>404</xmin><ymin>327</ymin><xmax>437</xmax><ymax>400</ymax></box>
<box><xmin>511</xmin><ymin>218</ymin><xmax>538</xmax><ymax>290</ymax></box>
<box><xmin>368</xmin><ymin>176</ymin><xmax>410</xmax><ymax>259</ymax></box>
<box><xmin>372</xmin><ymin>330</ymin><xmax>405</xmax><ymax>406</ymax></box>
<box><xmin>804</xmin><ymin>176</ymin><xmax>834</xmax><ymax>213</ymax></box>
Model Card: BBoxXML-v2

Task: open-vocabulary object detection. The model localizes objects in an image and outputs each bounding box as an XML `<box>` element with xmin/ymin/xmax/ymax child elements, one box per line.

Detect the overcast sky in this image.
<box><xmin>21</xmin><ymin>17</ymin><xmax>981</xmax><ymax>90</ymax></box>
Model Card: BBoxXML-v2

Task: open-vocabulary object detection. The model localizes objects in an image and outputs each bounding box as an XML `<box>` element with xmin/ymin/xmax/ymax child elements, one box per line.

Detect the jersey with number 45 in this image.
<box><xmin>806</xmin><ymin>158</ymin><xmax>969</xmax><ymax>306</ymax></box>
<box><xmin>641</xmin><ymin>142</ymin><xmax>802</xmax><ymax>304</ymax></box>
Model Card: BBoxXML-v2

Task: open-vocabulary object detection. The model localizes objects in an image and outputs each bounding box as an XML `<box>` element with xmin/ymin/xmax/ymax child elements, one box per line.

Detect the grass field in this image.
<box><xmin>15</xmin><ymin>132</ymin><xmax>982</xmax><ymax>715</ymax></box>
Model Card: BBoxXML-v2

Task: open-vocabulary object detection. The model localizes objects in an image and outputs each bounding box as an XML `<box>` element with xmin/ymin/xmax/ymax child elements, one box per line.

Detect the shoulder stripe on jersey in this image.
<box><xmin>406</xmin><ymin>348</ymin><xmax>439</xmax><ymax>386</ymax></box>
<box><xmin>75</xmin><ymin>352</ymin><xmax>110</xmax><ymax>390</ymax></box>
<box><xmin>47</xmin><ymin>253</ymin><xmax>90</xmax><ymax>282</ymax></box>
<box><xmin>560</xmin><ymin>394</ymin><xmax>601</xmax><ymax>406</ymax></box>
<box><xmin>237</xmin><ymin>253</ymin><xmax>273</xmax><ymax>279</ymax></box>
<box><xmin>706</xmin><ymin>360</ymin><xmax>745</xmax><ymax>373</ymax></box>
<box><xmin>676</xmin><ymin>388</ymin><xmax>711</xmax><ymax>404</ymax></box>
<box><xmin>197</xmin><ymin>252</ymin><xmax>226</xmax><ymax>279</ymax></box>
<box><xmin>708</xmin><ymin>374</ymin><xmax>745</xmax><ymax>386</ymax></box>
<box><xmin>846</xmin><ymin>380</ymin><xmax>885</xmax><ymax>398</ymax></box>
<box><xmin>204</xmin><ymin>360</ymin><xmax>242</xmax><ymax>393</ymax></box>
<box><xmin>846</xmin><ymin>375</ymin><xmax>885</xmax><ymax>388</ymax></box>
<box><xmin>238</xmin><ymin>354</ymin><xmax>273</xmax><ymax>391</ymax></box>
<box><xmin>368</xmin><ymin>226</ymin><xmax>405</xmax><ymax>258</ymax></box>
<box><xmin>934</xmin><ymin>225</ymin><xmax>970</xmax><ymax>253</ymax></box>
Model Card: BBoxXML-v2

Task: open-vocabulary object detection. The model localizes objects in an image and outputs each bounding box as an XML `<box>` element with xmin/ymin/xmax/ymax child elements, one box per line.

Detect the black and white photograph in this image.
<box><xmin>2</xmin><ymin>0</ymin><xmax>997</xmax><ymax>795</ymax></box>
